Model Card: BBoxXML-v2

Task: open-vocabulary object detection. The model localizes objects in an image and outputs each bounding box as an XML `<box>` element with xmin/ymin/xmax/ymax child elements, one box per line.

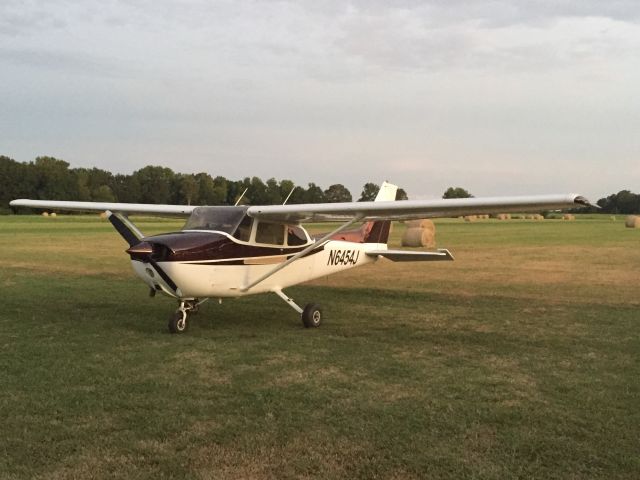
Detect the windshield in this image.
<box><xmin>182</xmin><ymin>206</ymin><xmax>248</xmax><ymax>234</ymax></box>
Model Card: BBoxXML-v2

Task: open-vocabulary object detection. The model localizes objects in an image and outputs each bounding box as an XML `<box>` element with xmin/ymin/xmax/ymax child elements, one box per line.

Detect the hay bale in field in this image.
<box><xmin>41</xmin><ymin>212</ymin><xmax>49</xmax><ymax>217</ymax></box>
<box><xmin>562</xmin><ymin>214</ymin><xmax>575</xmax><ymax>221</ymax></box>
<box><xmin>495</xmin><ymin>213</ymin><xmax>511</xmax><ymax>220</ymax></box>
<box><xmin>401</xmin><ymin>227</ymin><xmax>436</xmax><ymax>248</ymax></box>
<box><xmin>625</xmin><ymin>215</ymin><xmax>640</xmax><ymax>228</ymax></box>
<box><xmin>533</xmin><ymin>214</ymin><xmax>544</xmax><ymax>221</ymax></box>
<box><xmin>406</xmin><ymin>219</ymin><xmax>435</xmax><ymax>232</ymax></box>
<box><xmin>50</xmin><ymin>212</ymin><xmax>57</xmax><ymax>218</ymax></box>
<box><xmin>99</xmin><ymin>212</ymin><xmax>108</xmax><ymax>219</ymax></box>
<box><xmin>464</xmin><ymin>215</ymin><xmax>477</xmax><ymax>222</ymax></box>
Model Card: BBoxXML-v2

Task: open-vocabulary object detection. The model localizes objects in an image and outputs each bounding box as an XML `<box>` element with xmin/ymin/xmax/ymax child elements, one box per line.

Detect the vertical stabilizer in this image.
<box><xmin>362</xmin><ymin>181</ymin><xmax>398</xmax><ymax>244</ymax></box>
<box><xmin>375</xmin><ymin>181</ymin><xmax>398</xmax><ymax>202</ymax></box>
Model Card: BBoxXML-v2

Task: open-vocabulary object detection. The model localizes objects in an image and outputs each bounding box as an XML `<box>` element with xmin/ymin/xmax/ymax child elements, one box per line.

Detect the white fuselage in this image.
<box><xmin>131</xmin><ymin>239</ymin><xmax>385</xmax><ymax>299</ymax></box>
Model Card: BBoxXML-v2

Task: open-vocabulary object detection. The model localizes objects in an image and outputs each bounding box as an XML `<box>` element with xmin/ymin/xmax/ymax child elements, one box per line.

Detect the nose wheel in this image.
<box><xmin>168</xmin><ymin>310</ymin><xmax>188</xmax><ymax>333</ymax></box>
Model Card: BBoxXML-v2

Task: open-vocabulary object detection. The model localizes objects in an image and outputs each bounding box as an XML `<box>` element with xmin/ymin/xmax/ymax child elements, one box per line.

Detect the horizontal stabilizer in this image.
<box><xmin>366</xmin><ymin>248</ymin><xmax>454</xmax><ymax>262</ymax></box>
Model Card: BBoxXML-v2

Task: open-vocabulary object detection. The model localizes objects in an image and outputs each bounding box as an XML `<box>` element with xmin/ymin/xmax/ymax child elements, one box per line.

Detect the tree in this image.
<box><xmin>132</xmin><ymin>166</ymin><xmax>175</xmax><ymax>204</ymax></box>
<box><xmin>596</xmin><ymin>190</ymin><xmax>640</xmax><ymax>214</ymax></box>
<box><xmin>324</xmin><ymin>184</ymin><xmax>352</xmax><ymax>203</ymax></box>
<box><xmin>92</xmin><ymin>185</ymin><xmax>116</xmax><ymax>202</ymax></box>
<box><xmin>304</xmin><ymin>183</ymin><xmax>325</xmax><ymax>203</ymax></box>
<box><xmin>246</xmin><ymin>177</ymin><xmax>268</xmax><ymax>205</ymax></box>
<box><xmin>359</xmin><ymin>182</ymin><xmax>379</xmax><ymax>202</ymax></box>
<box><xmin>265</xmin><ymin>178</ymin><xmax>282</xmax><ymax>205</ymax></box>
<box><xmin>179</xmin><ymin>174</ymin><xmax>199</xmax><ymax>205</ymax></box>
<box><xmin>112</xmin><ymin>174</ymin><xmax>140</xmax><ymax>203</ymax></box>
<box><xmin>276</xmin><ymin>180</ymin><xmax>306</xmax><ymax>204</ymax></box>
<box><xmin>396</xmin><ymin>188</ymin><xmax>408</xmax><ymax>201</ymax></box>
<box><xmin>33</xmin><ymin>157</ymin><xmax>77</xmax><ymax>201</ymax></box>
<box><xmin>443</xmin><ymin>187</ymin><xmax>473</xmax><ymax>199</ymax></box>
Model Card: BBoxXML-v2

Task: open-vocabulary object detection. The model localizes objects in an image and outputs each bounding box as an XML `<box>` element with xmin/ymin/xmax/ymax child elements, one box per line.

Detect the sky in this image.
<box><xmin>1</xmin><ymin>1</ymin><xmax>639</xmax><ymax>200</ymax></box>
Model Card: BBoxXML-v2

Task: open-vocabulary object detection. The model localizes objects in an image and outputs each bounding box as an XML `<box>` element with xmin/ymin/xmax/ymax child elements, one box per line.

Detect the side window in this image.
<box><xmin>233</xmin><ymin>216</ymin><xmax>253</xmax><ymax>242</ymax></box>
<box><xmin>287</xmin><ymin>225</ymin><xmax>308</xmax><ymax>246</ymax></box>
<box><xmin>255</xmin><ymin>222</ymin><xmax>285</xmax><ymax>245</ymax></box>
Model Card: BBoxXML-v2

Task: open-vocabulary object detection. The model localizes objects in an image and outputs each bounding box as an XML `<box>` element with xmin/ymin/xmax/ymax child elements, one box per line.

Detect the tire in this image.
<box><xmin>168</xmin><ymin>311</ymin><xmax>188</xmax><ymax>334</ymax></box>
<box><xmin>301</xmin><ymin>304</ymin><xmax>323</xmax><ymax>328</ymax></box>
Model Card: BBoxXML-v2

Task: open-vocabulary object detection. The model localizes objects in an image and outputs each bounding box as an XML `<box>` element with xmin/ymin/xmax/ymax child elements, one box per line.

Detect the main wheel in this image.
<box><xmin>168</xmin><ymin>310</ymin><xmax>188</xmax><ymax>334</ymax></box>
<box><xmin>301</xmin><ymin>304</ymin><xmax>323</xmax><ymax>328</ymax></box>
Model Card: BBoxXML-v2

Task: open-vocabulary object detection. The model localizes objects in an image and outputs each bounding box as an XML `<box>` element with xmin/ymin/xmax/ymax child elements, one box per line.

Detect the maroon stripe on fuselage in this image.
<box><xmin>130</xmin><ymin>231</ymin><xmax>312</xmax><ymax>263</ymax></box>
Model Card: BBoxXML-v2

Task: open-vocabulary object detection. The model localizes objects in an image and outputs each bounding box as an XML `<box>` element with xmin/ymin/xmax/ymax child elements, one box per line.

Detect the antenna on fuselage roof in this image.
<box><xmin>282</xmin><ymin>186</ymin><xmax>296</xmax><ymax>205</ymax></box>
<box><xmin>234</xmin><ymin>188</ymin><xmax>248</xmax><ymax>206</ymax></box>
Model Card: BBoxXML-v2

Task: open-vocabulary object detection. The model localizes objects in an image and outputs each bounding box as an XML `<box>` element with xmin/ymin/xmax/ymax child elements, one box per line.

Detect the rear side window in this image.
<box><xmin>255</xmin><ymin>222</ymin><xmax>285</xmax><ymax>245</ymax></box>
<box><xmin>287</xmin><ymin>226</ymin><xmax>308</xmax><ymax>246</ymax></box>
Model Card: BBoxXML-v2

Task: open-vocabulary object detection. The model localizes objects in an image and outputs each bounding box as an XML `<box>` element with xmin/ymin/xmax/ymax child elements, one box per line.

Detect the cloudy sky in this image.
<box><xmin>2</xmin><ymin>1</ymin><xmax>639</xmax><ymax>200</ymax></box>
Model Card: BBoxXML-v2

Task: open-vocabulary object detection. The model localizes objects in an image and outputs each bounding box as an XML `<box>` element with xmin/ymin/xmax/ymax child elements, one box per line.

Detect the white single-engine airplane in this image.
<box><xmin>10</xmin><ymin>183</ymin><xmax>591</xmax><ymax>333</ymax></box>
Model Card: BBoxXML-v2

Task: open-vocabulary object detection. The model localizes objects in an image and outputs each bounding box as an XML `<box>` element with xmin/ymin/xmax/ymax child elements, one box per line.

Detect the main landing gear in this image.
<box><xmin>168</xmin><ymin>299</ymin><xmax>207</xmax><ymax>334</ymax></box>
<box><xmin>274</xmin><ymin>289</ymin><xmax>323</xmax><ymax>328</ymax></box>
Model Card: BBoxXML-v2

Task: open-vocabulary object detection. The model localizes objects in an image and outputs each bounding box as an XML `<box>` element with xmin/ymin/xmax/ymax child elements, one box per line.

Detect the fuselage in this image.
<box><xmin>129</xmin><ymin>229</ymin><xmax>385</xmax><ymax>299</ymax></box>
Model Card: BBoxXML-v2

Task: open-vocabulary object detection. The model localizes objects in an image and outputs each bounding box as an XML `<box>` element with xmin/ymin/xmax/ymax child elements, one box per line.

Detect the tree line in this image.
<box><xmin>2</xmin><ymin>156</ymin><xmax>636</xmax><ymax>214</ymax></box>
<box><xmin>0</xmin><ymin>156</ymin><xmax>408</xmax><ymax>213</ymax></box>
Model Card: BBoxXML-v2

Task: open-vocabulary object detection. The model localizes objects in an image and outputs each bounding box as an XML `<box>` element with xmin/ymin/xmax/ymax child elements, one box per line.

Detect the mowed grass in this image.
<box><xmin>0</xmin><ymin>215</ymin><xmax>638</xmax><ymax>479</ymax></box>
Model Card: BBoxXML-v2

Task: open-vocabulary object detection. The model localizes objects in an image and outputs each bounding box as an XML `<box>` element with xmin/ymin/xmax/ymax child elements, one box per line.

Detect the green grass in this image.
<box><xmin>1</xmin><ymin>216</ymin><xmax>638</xmax><ymax>479</ymax></box>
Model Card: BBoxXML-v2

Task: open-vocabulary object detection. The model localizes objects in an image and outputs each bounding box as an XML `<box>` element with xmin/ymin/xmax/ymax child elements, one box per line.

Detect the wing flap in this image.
<box><xmin>366</xmin><ymin>248</ymin><xmax>455</xmax><ymax>262</ymax></box>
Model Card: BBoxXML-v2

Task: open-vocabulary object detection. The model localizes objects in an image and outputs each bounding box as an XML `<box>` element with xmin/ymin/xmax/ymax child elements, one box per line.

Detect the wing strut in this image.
<box><xmin>240</xmin><ymin>215</ymin><xmax>363</xmax><ymax>292</ymax></box>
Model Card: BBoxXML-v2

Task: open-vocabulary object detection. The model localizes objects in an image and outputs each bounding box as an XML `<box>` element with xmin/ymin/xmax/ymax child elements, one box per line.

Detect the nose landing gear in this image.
<box><xmin>168</xmin><ymin>299</ymin><xmax>206</xmax><ymax>333</ymax></box>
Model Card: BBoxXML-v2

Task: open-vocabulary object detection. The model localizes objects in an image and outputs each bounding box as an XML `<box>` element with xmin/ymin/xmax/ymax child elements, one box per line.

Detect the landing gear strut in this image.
<box><xmin>168</xmin><ymin>299</ymin><xmax>205</xmax><ymax>334</ymax></box>
<box><xmin>273</xmin><ymin>289</ymin><xmax>323</xmax><ymax>328</ymax></box>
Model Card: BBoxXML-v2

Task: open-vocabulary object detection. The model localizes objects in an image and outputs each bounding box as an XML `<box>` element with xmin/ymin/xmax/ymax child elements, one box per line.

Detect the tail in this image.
<box><xmin>362</xmin><ymin>181</ymin><xmax>397</xmax><ymax>244</ymax></box>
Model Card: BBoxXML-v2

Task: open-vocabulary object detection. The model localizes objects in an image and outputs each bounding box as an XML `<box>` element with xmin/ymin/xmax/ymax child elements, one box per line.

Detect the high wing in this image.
<box><xmin>247</xmin><ymin>194</ymin><xmax>591</xmax><ymax>223</ymax></box>
<box><xmin>10</xmin><ymin>193</ymin><xmax>591</xmax><ymax>222</ymax></box>
<box><xmin>9</xmin><ymin>200</ymin><xmax>195</xmax><ymax>217</ymax></box>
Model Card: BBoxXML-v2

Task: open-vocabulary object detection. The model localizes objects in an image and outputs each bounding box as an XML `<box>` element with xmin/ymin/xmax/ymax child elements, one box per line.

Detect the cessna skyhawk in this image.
<box><xmin>10</xmin><ymin>183</ymin><xmax>590</xmax><ymax>333</ymax></box>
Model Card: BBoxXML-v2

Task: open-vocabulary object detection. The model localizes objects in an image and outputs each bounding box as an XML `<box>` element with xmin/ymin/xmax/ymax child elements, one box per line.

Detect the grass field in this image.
<box><xmin>1</xmin><ymin>215</ymin><xmax>638</xmax><ymax>479</ymax></box>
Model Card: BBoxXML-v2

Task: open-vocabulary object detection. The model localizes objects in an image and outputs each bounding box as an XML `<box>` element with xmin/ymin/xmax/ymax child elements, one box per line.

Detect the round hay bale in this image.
<box><xmin>625</xmin><ymin>215</ymin><xmax>640</xmax><ymax>228</ymax></box>
<box><xmin>41</xmin><ymin>212</ymin><xmax>49</xmax><ymax>217</ymax></box>
<box><xmin>464</xmin><ymin>215</ymin><xmax>477</xmax><ymax>222</ymax></box>
<box><xmin>406</xmin><ymin>219</ymin><xmax>435</xmax><ymax>232</ymax></box>
<box><xmin>50</xmin><ymin>212</ymin><xmax>57</xmax><ymax>218</ymax></box>
<box><xmin>562</xmin><ymin>214</ymin><xmax>575</xmax><ymax>221</ymax></box>
<box><xmin>533</xmin><ymin>214</ymin><xmax>544</xmax><ymax>221</ymax></box>
<box><xmin>99</xmin><ymin>212</ymin><xmax>108</xmax><ymax>219</ymax></box>
<box><xmin>401</xmin><ymin>227</ymin><xmax>436</xmax><ymax>248</ymax></box>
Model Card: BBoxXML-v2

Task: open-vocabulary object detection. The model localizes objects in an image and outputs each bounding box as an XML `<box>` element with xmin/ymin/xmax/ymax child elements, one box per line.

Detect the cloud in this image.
<box><xmin>1</xmin><ymin>1</ymin><xmax>639</xmax><ymax>199</ymax></box>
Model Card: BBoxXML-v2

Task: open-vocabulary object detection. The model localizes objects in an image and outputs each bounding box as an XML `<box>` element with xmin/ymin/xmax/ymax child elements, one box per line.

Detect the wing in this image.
<box><xmin>247</xmin><ymin>194</ymin><xmax>591</xmax><ymax>223</ymax></box>
<box><xmin>9</xmin><ymin>200</ymin><xmax>195</xmax><ymax>217</ymax></box>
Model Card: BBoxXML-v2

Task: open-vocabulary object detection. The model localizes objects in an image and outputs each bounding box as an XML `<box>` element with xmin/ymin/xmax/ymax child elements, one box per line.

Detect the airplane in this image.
<box><xmin>10</xmin><ymin>183</ymin><xmax>591</xmax><ymax>334</ymax></box>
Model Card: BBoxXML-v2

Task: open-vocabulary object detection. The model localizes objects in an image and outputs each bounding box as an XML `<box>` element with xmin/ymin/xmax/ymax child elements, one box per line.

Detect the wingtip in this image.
<box><xmin>573</xmin><ymin>195</ymin><xmax>598</xmax><ymax>208</ymax></box>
